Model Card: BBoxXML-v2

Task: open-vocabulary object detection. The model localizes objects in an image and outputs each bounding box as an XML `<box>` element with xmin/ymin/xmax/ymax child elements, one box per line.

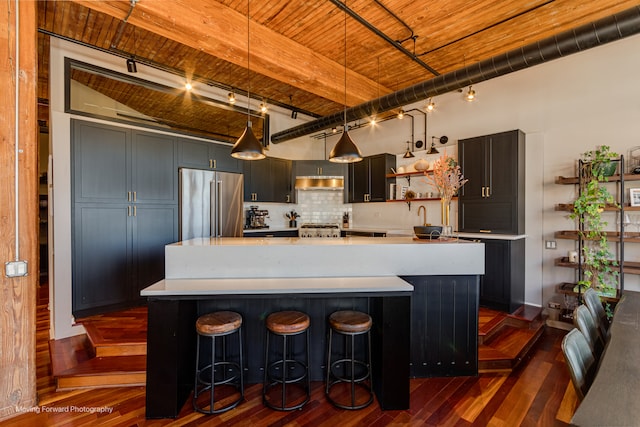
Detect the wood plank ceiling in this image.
<box><xmin>37</xmin><ymin>0</ymin><xmax>640</xmax><ymax>141</ymax></box>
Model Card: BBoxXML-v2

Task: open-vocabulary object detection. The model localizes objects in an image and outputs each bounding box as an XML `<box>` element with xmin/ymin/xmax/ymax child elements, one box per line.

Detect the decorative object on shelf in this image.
<box><xmin>628</xmin><ymin>146</ymin><xmax>640</xmax><ymax>173</ymax></box>
<box><xmin>426</xmin><ymin>152</ymin><xmax>468</xmax><ymax>235</ymax></box>
<box><xmin>630</xmin><ymin>188</ymin><xmax>640</xmax><ymax>206</ymax></box>
<box><xmin>570</xmin><ymin>145</ymin><xmax>620</xmax><ymax>297</ymax></box>
<box><xmin>342</xmin><ymin>212</ymin><xmax>349</xmax><ymax>228</ymax></box>
<box><xmin>413</xmin><ymin>158</ymin><xmax>429</xmax><ymax>171</ymax></box>
<box><xmin>285</xmin><ymin>210</ymin><xmax>300</xmax><ymax>228</ymax></box>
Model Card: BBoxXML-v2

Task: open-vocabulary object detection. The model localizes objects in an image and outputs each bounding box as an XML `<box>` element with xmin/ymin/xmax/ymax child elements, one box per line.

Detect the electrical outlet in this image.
<box><xmin>545</xmin><ymin>240</ymin><xmax>557</xmax><ymax>249</ymax></box>
<box><xmin>5</xmin><ymin>260</ymin><xmax>28</xmax><ymax>277</ymax></box>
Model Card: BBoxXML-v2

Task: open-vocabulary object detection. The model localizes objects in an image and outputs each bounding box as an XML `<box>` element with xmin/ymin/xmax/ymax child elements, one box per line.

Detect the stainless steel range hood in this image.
<box><xmin>295</xmin><ymin>176</ymin><xmax>344</xmax><ymax>190</ymax></box>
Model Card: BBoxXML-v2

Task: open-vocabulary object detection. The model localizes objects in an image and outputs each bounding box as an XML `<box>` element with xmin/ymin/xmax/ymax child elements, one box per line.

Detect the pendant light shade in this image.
<box><xmin>329</xmin><ymin>129</ymin><xmax>363</xmax><ymax>163</ymax></box>
<box><xmin>231</xmin><ymin>121</ymin><xmax>265</xmax><ymax>160</ymax></box>
<box><xmin>329</xmin><ymin>0</ymin><xmax>362</xmax><ymax>164</ymax></box>
<box><xmin>232</xmin><ymin>0</ymin><xmax>266</xmax><ymax>161</ymax></box>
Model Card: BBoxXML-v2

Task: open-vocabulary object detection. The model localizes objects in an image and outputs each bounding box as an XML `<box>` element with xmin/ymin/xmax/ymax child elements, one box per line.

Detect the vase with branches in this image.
<box><xmin>425</xmin><ymin>152</ymin><xmax>468</xmax><ymax>233</ymax></box>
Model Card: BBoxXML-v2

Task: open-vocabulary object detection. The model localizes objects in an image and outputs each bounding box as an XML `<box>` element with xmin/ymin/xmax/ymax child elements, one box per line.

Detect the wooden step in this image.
<box><xmin>49</xmin><ymin>336</ymin><xmax>146</xmax><ymax>391</ymax></box>
<box><xmin>76</xmin><ymin>306</ymin><xmax>148</xmax><ymax>357</ymax></box>
<box><xmin>478</xmin><ymin>305</ymin><xmax>545</xmax><ymax>373</ymax></box>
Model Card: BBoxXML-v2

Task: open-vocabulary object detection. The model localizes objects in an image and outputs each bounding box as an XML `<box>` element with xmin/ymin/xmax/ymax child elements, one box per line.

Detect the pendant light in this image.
<box><xmin>231</xmin><ymin>0</ymin><xmax>266</xmax><ymax>160</ymax></box>
<box><xmin>329</xmin><ymin>1</ymin><xmax>362</xmax><ymax>164</ymax></box>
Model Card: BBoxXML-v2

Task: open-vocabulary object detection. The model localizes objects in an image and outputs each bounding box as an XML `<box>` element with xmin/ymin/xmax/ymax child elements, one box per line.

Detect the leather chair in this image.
<box><xmin>561</xmin><ymin>328</ymin><xmax>597</xmax><ymax>401</ymax></box>
<box><xmin>583</xmin><ymin>288</ymin><xmax>611</xmax><ymax>342</ymax></box>
<box><xmin>573</xmin><ymin>305</ymin><xmax>604</xmax><ymax>360</ymax></box>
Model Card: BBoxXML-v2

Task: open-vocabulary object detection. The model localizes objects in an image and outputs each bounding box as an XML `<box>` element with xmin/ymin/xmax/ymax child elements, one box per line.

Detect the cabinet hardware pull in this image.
<box><xmin>481</xmin><ymin>187</ymin><xmax>485</xmax><ymax>198</ymax></box>
<box><xmin>209</xmin><ymin>159</ymin><xmax>213</xmax><ymax>169</ymax></box>
<box><xmin>486</xmin><ymin>187</ymin><xmax>490</xmax><ymax>197</ymax></box>
<box><xmin>479</xmin><ymin>229</ymin><xmax>492</xmax><ymax>233</ymax></box>
<box><xmin>286</xmin><ymin>195</ymin><xmax>290</xmax><ymax>203</ymax></box>
<box><xmin>318</xmin><ymin>167</ymin><xmax>323</xmax><ymax>175</ymax></box>
<box><xmin>133</xmin><ymin>191</ymin><xmax>137</xmax><ymax>202</ymax></box>
<box><xmin>213</xmin><ymin>159</ymin><xmax>217</xmax><ymax>169</ymax></box>
<box><xmin>128</xmin><ymin>206</ymin><xmax>131</xmax><ymax>216</ymax></box>
<box><xmin>134</xmin><ymin>206</ymin><xmax>137</xmax><ymax>217</ymax></box>
<box><xmin>128</xmin><ymin>191</ymin><xmax>132</xmax><ymax>202</ymax></box>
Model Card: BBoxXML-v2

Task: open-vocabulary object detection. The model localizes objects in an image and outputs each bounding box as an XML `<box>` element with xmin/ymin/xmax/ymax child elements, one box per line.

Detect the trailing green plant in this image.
<box><xmin>569</xmin><ymin>145</ymin><xmax>620</xmax><ymax>297</ymax></box>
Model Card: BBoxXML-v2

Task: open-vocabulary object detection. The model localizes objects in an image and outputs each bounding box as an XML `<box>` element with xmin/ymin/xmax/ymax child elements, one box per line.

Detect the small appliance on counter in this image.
<box><xmin>245</xmin><ymin>206</ymin><xmax>270</xmax><ymax>229</ymax></box>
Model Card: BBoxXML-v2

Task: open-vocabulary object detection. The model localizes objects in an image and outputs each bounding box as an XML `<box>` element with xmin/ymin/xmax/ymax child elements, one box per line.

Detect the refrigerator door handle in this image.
<box><xmin>216</xmin><ymin>179</ymin><xmax>223</xmax><ymax>237</ymax></box>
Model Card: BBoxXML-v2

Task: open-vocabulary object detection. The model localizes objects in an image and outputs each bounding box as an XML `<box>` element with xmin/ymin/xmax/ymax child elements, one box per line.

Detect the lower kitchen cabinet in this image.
<box><xmin>243</xmin><ymin>229</ymin><xmax>298</xmax><ymax>237</ymax></box>
<box><xmin>478</xmin><ymin>238</ymin><xmax>525</xmax><ymax>313</ymax></box>
<box><xmin>72</xmin><ymin>204</ymin><xmax>177</xmax><ymax>317</ymax></box>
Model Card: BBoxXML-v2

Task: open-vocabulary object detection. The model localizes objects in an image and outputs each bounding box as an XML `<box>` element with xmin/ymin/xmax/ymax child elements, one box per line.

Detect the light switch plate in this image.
<box><xmin>5</xmin><ymin>260</ymin><xmax>28</xmax><ymax>277</ymax></box>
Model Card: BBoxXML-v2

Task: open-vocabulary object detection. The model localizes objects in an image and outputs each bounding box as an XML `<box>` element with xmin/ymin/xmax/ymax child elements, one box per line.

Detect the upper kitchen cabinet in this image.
<box><xmin>73</xmin><ymin>122</ymin><xmax>178</xmax><ymax>205</ymax></box>
<box><xmin>243</xmin><ymin>157</ymin><xmax>293</xmax><ymax>203</ymax></box>
<box><xmin>458</xmin><ymin>130</ymin><xmax>525</xmax><ymax>235</ymax></box>
<box><xmin>293</xmin><ymin>160</ymin><xmax>346</xmax><ymax>177</ymax></box>
<box><xmin>348</xmin><ymin>154</ymin><xmax>396</xmax><ymax>203</ymax></box>
<box><xmin>178</xmin><ymin>138</ymin><xmax>241</xmax><ymax>173</ymax></box>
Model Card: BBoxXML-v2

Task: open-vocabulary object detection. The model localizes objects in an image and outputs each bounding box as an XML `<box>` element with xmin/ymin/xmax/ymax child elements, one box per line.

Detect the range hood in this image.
<box><xmin>295</xmin><ymin>176</ymin><xmax>344</xmax><ymax>190</ymax></box>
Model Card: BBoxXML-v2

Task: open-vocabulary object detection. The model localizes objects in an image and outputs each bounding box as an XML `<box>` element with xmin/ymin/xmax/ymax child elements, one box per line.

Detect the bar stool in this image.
<box><xmin>263</xmin><ymin>310</ymin><xmax>311</xmax><ymax>411</ymax></box>
<box><xmin>325</xmin><ymin>310</ymin><xmax>374</xmax><ymax>410</ymax></box>
<box><xmin>193</xmin><ymin>311</ymin><xmax>244</xmax><ymax>414</ymax></box>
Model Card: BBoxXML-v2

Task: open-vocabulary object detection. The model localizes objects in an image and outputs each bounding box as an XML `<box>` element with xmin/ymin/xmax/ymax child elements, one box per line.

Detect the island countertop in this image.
<box><xmin>164</xmin><ymin>236</ymin><xmax>484</xmax><ymax>280</ymax></box>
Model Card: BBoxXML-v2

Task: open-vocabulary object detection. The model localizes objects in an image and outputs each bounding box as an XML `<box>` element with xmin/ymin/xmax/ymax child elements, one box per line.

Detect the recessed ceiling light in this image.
<box><xmin>185</xmin><ymin>82</ymin><xmax>193</xmax><ymax>91</ymax></box>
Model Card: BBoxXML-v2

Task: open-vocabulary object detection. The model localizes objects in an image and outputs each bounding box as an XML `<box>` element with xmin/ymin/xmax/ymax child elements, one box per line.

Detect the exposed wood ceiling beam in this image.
<box><xmin>71</xmin><ymin>0</ymin><xmax>392</xmax><ymax>106</ymax></box>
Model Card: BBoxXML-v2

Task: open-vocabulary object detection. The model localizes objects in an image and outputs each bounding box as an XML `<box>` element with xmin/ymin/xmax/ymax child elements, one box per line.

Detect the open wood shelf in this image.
<box><xmin>386</xmin><ymin>170</ymin><xmax>432</xmax><ymax>178</ymax></box>
<box><xmin>555</xmin><ymin>203</ymin><xmax>640</xmax><ymax>212</ymax></box>
<box><xmin>555</xmin><ymin>173</ymin><xmax>640</xmax><ymax>185</ymax></box>
<box><xmin>554</xmin><ymin>230</ymin><xmax>640</xmax><ymax>243</ymax></box>
<box><xmin>387</xmin><ymin>196</ymin><xmax>457</xmax><ymax>203</ymax></box>
<box><xmin>556</xmin><ymin>282</ymin><xmax>621</xmax><ymax>303</ymax></box>
<box><xmin>554</xmin><ymin>256</ymin><xmax>640</xmax><ymax>275</ymax></box>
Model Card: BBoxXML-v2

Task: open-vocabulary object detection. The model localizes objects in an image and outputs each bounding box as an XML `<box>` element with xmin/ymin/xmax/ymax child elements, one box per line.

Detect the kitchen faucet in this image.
<box><xmin>418</xmin><ymin>205</ymin><xmax>428</xmax><ymax>226</ymax></box>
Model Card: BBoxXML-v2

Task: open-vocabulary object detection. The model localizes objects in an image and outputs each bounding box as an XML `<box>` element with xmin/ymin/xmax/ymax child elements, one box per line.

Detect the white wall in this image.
<box><xmin>50</xmin><ymin>33</ymin><xmax>640</xmax><ymax>337</ymax></box>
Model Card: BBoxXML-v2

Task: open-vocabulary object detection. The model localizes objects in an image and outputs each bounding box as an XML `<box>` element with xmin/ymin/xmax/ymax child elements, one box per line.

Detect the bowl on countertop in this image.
<box><xmin>414</xmin><ymin>225</ymin><xmax>443</xmax><ymax>240</ymax></box>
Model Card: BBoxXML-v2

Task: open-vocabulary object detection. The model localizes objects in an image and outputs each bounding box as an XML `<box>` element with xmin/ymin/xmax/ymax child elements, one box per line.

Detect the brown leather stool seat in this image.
<box><xmin>325</xmin><ymin>310</ymin><xmax>374</xmax><ymax>410</ymax></box>
<box><xmin>263</xmin><ymin>311</ymin><xmax>311</xmax><ymax>411</ymax></box>
<box><xmin>193</xmin><ymin>311</ymin><xmax>244</xmax><ymax>414</ymax></box>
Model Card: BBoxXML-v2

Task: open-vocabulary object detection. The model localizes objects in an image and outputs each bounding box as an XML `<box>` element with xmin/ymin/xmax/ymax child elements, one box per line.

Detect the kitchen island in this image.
<box><xmin>142</xmin><ymin>236</ymin><xmax>484</xmax><ymax>418</ymax></box>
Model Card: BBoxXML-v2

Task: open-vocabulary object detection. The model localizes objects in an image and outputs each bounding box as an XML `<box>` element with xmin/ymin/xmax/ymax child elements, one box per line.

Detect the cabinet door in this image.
<box><xmin>480</xmin><ymin>239</ymin><xmax>509</xmax><ymax>308</ymax></box>
<box><xmin>458</xmin><ymin>136</ymin><xmax>486</xmax><ymax>200</ymax></box>
<box><xmin>369</xmin><ymin>154</ymin><xmax>394</xmax><ymax>202</ymax></box>
<box><xmin>72</xmin><ymin>204</ymin><xmax>132</xmax><ymax>316</ymax></box>
<box><xmin>209</xmin><ymin>143</ymin><xmax>241</xmax><ymax>173</ymax></box>
<box><xmin>349</xmin><ymin>160</ymin><xmax>369</xmax><ymax>202</ymax></box>
<box><xmin>178</xmin><ymin>139</ymin><xmax>210</xmax><ymax>169</ymax></box>
<box><xmin>132</xmin><ymin>132</ymin><xmax>177</xmax><ymax>204</ymax></box>
<box><xmin>132</xmin><ymin>205</ymin><xmax>178</xmax><ymax>297</ymax></box>
<box><xmin>72</xmin><ymin>120</ymin><xmax>130</xmax><ymax>203</ymax></box>
<box><xmin>270</xmin><ymin>158</ymin><xmax>292</xmax><ymax>203</ymax></box>
<box><xmin>243</xmin><ymin>159</ymin><xmax>272</xmax><ymax>202</ymax></box>
<box><xmin>487</xmin><ymin>131</ymin><xmax>519</xmax><ymax>202</ymax></box>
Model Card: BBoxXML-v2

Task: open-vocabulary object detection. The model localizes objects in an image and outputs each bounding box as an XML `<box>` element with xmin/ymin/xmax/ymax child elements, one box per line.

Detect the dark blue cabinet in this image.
<box><xmin>177</xmin><ymin>138</ymin><xmax>240</xmax><ymax>173</ymax></box>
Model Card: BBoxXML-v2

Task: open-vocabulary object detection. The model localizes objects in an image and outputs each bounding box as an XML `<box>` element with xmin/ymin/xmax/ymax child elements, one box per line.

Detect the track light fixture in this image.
<box><xmin>370</xmin><ymin>116</ymin><xmax>377</xmax><ymax>125</ymax></box>
<box><xmin>260</xmin><ymin>101</ymin><xmax>268</xmax><ymax>113</ymax></box>
<box><xmin>426</xmin><ymin>98</ymin><xmax>435</xmax><ymax>112</ymax></box>
<box><xmin>126</xmin><ymin>58</ymin><xmax>137</xmax><ymax>73</ymax></box>
<box><xmin>228</xmin><ymin>92</ymin><xmax>236</xmax><ymax>104</ymax></box>
<box><xmin>332</xmin><ymin>127</ymin><xmax>337</xmax><ymax>134</ymax></box>
<box><xmin>398</xmin><ymin>108</ymin><xmax>405</xmax><ymax>119</ymax></box>
<box><xmin>465</xmin><ymin>86</ymin><xmax>476</xmax><ymax>102</ymax></box>
<box><xmin>291</xmin><ymin>110</ymin><xmax>298</xmax><ymax>119</ymax></box>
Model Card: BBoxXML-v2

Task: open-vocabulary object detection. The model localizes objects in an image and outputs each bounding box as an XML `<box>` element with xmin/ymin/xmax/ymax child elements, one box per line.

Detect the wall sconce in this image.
<box><xmin>427</xmin><ymin>136</ymin><xmax>448</xmax><ymax>154</ymax></box>
<box><xmin>425</xmin><ymin>98</ymin><xmax>435</xmax><ymax>112</ymax></box>
<box><xmin>228</xmin><ymin>92</ymin><xmax>236</xmax><ymax>104</ymax></box>
<box><xmin>403</xmin><ymin>141</ymin><xmax>415</xmax><ymax>158</ymax></box>
<box><xmin>465</xmin><ymin>86</ymin><xmax>476</xmax><ymax>102</ymax></box>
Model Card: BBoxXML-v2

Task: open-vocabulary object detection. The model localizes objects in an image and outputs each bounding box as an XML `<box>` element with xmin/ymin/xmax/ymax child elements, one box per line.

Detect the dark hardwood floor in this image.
<box><xmin>5</xmin><ymin>285</ymin><xmax>579</xmax><ymax>426</ymax></box>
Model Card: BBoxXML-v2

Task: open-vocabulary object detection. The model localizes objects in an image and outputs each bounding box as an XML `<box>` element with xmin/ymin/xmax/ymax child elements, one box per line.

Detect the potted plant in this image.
<box><xmin>569</xmin><ymin>145</ymin><xmax>620</xmax><ymax>298</ymax></box>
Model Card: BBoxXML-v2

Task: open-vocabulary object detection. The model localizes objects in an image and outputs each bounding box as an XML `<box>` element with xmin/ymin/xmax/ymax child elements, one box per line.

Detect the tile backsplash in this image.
<box><xmin>245</xmin><ymin>190</ymin><xmax>352</xmax><ymax>228</ymax></box>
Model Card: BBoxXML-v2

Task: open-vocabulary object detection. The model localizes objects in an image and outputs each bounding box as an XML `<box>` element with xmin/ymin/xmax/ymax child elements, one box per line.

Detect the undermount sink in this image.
<box><xmin>414</xmin><ymin>225</ymin><xmax>443</xmax><ymax>239</ymax></box>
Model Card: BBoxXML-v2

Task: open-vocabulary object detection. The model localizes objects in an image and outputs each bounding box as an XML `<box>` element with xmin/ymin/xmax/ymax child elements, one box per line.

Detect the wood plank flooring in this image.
<box><xmin>6</xmin><ymin>285</ymin><xmax>580</xmax><ymax>426</ymax></box>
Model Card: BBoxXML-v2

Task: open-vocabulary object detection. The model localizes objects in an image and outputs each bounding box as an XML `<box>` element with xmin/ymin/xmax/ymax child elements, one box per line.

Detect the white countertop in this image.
<box><xmin>141</xmin><ymin>276</ymin><xmax>414</xmax><ymax>296</ymax></box>
<box><xmin>165</xmin><ymin>236</ymin><xmax>485</xmax><ymax>279</ymax></box>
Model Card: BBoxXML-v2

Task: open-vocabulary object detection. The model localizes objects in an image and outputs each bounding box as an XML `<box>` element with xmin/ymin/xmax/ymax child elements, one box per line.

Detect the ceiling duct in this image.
<box><xmin>271</xmin><ymin>5</ymin><xmax>640</xmax><ymax>144</ymax></box>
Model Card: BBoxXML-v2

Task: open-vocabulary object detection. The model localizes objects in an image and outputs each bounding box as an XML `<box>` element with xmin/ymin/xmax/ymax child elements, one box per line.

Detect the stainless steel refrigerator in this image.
<box><xmin>179</xmin><ymin>168</ymin><xmax>244</xmax><ymax>240</ymax></box>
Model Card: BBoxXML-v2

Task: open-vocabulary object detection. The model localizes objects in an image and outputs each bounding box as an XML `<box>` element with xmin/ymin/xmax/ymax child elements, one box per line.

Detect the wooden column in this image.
<box><xmin>0</xmin><ymin>0</ymin><xmax>38</xmax><ymax>420</ymax></box>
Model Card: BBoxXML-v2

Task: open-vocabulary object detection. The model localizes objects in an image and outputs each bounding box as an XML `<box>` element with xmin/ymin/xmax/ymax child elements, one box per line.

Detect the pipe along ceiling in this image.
<box><xmin>271</xmin><ymin>5</ymin><xmax>640</xmax><ymax>144</ymax></box>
